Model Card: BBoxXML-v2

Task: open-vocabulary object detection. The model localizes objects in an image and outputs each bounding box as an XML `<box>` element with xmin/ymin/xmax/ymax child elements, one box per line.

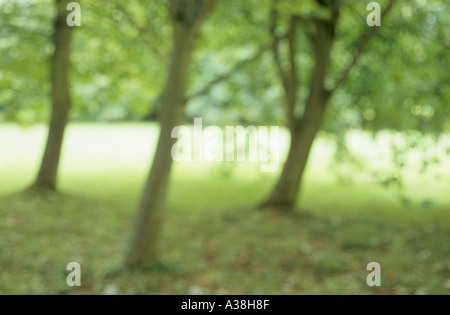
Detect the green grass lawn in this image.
<box><xmin>0</xmin><ymin>123</ymin><xmax>449</xmax><ymax>294</ymax></box>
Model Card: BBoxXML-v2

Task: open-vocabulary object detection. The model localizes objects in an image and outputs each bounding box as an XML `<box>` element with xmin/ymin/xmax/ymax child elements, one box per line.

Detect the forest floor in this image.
<box><xmin>0</xmin><ymin>123</ymin><xmax>449</xmax><ymax>294</ymax></box>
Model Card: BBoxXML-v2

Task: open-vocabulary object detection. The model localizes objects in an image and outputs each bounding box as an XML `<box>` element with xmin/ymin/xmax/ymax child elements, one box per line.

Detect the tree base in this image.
<box><xmin>26</xmin><ymin>183</ymin><xmax>58</xmax><ymax>194</ymax></box>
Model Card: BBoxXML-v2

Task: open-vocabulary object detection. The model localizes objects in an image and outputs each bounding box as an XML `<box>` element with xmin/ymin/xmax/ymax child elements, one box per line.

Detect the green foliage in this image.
<box><xmin>325</xmin><ymin>0</ymin><xmax>450</xmax><ymax>134</ymax></box>
<box><xmin>0</xmin><ymin>0</ymin><xmax>53</xmax><ymax>124</ymax></box>
<box><xmin>70</xmin><ymin>1</ymin><xmax>171</xmax><ymax>121</ymax></box>
<box><xmin>1</xmin><ymin>0</ymin><xmax>448</xmax><ymax>130</ymax></box>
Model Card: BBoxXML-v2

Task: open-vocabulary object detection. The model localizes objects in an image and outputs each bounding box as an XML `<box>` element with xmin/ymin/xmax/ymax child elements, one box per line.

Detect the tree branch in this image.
<box><xmin>113</xmin><ymin>2</ymin><xmax>168</xmax><ymax>66</ymax></box>
<box><xmin>270</xmin><ymin>0</ymin><xmax>301</xmax><ymax>129</ymax></box>
<box><xmin>329</xmin><ymin>0</ymin><xmax>397</xmax><ymax>95</ymax></box>
<box><xmin>270</xmin><ymin>3</ymin><xmax>288</xmax><ymax>92</ymax></box>
<box><xmin>186</xmin><ymin>32</ymin><xmax>288</xmax><ymax>101</ymax></box>
<box><xmin>286</xmin><ymin>15</ymin><xmax>299</xmax><ymax>128</ymax></box>
<box><xmin>197</xmin><ymin>0</ymin><xmax>219</xmax><ymax>24</ymax></box>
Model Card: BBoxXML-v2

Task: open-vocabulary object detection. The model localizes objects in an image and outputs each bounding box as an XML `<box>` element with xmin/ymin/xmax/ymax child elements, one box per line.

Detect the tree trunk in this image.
<box><xmin>125</xmin><ymin>0</ymin><xmax>217</xmax><ymax>268</ymax></box>
<box><xmin>262</xmin><ymin>96</ymin><xmax>329</xmax><ymax>211</ymax></box>
<box><xmin>125</xmin><ymin>17</ymin><xmax>206</xmax><ymax>267</ymax></box>
<box><xmin>262</xmin><ymin>17</ymin><xmax>336</xmax><ymax>211</ymax></box>
<box><xmin>34</xmin><ymin>0</ymin><xmax>72</xmax><ymax>191</ymax></box>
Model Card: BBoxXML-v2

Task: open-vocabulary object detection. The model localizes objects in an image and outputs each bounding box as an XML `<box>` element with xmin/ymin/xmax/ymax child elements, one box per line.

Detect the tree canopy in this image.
<box><xmin>1</xmin><ymin>0</ymin><xmax>447</xmax><ymax>132</ymax></box>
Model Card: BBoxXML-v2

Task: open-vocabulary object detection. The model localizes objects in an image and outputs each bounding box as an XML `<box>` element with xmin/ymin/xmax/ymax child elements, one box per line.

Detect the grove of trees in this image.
<box><xmin>1</xmin><ymin>0</ymin><xmax>448</xmax><ymax>268</ymax></box>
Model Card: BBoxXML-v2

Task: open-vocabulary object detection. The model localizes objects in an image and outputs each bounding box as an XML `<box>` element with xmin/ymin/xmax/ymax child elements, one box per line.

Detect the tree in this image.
<box><xmin>125</xmin><ymin>0</ymin><xmax>218</xmax><ymax>268</ymax></box>
<box><xmin>261</xmin><ymin>0</ymin><xmax>397</xmax><ymax>211</ymax></box>
<box><xmin>33</xmin><ymin>0</ymin><xmax>73</xmax><ymax>190</ymax></box>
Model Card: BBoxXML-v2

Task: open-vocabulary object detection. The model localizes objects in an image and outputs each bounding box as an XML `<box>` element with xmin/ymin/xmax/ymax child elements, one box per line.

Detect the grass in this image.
<box><xmin>0</xmin><ymin>123</ymin><xmax>449</xmax><ymax>295</ymax></box>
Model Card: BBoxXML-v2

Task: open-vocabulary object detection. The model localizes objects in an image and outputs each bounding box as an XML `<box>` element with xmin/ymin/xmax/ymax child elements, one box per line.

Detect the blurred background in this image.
<box><xmin>0</xmin><ymin>0</ymin><xmax>449</xmax><ymax>294</ymax></box>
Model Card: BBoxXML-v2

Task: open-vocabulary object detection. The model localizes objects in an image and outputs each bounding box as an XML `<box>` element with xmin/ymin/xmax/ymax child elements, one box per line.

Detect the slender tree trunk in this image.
<box><xmin>34</xmin><ymin>0</ymin><xmax>72</xmax><ymax>191</ymax></box>
<box><xmin>262</xmin><ymin>17</ymin><xmax>336</xmax><ymax>211</ymax></box>
<box><xmin>125</xmin><ymin>0</ymin><xmax>217</xmax><ymax>267</ymax></box>
<box><xmin>262</xmin><ymin>96</ymin><xmax>329</xmax><ymax>211</ymax></box>
<box><xmin>125</xmin><ymin>25</ymin><xmax>196</xmax><ymax>267</ymax></box>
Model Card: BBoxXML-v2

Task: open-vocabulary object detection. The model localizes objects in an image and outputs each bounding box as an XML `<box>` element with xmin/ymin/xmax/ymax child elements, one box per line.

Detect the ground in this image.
<box><xmin>0</xmin><ymin>123</ymin><xmax>449</xmax><ymax>294</ymax></box>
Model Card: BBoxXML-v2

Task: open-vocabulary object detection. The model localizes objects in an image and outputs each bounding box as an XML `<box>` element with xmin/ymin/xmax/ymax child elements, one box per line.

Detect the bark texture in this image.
<box><xmin>34</xmin><ymin>0</ymin><xmax>73</xmax><ymax>191</ymax></box>
<box><xmin>125</xmin><ymin>0</ymin><xmax>217</xmax><ymax>267</ymax></box>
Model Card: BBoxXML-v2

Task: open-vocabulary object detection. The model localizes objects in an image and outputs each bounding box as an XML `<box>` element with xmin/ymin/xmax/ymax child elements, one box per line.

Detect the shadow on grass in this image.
<box><xmin>0</xmin><ymin>184</ymin><xmax>448</xmax><ymax>294</ymax></box>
